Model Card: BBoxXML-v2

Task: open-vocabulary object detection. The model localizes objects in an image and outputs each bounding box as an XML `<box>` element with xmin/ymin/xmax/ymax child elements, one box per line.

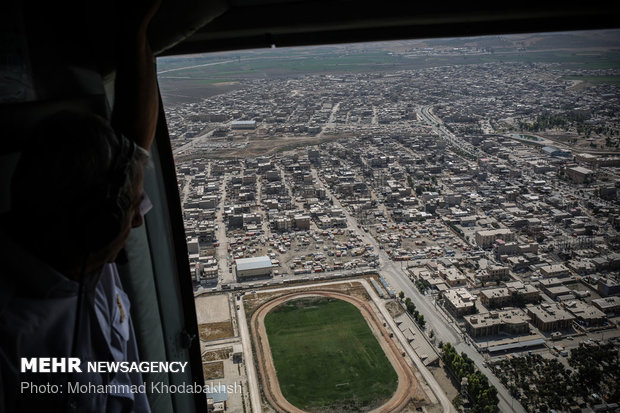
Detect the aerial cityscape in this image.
<box><xmin>158</xmin><ymin>29</ymin><xmax>620</xmax><ymax>413</ymax></box>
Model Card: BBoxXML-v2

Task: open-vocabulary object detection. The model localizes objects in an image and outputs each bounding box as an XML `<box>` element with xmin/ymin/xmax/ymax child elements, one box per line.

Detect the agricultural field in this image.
<box><xmin>264</xmin><ymin>297</ymin><xmax>398</xmax><ymax>412</ymax></box>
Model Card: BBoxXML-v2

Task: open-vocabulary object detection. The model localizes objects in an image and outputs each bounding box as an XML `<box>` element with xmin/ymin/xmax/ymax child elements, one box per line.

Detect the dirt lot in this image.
<box><xmin>202</xmin><ymin>361</ymin><xmax>225</xmax><ymax>380</ymax></box>
<box><xmin>385</xmin><ymin>299</ymin><xmax>405</xmax><ymax>318</ymax></box>
<box><xmin>202</xmin><ymin>348</ymin><xmax>233</xmax><ymax>362</ymax></box>
<box><xmin>187</xmin><ymin>133</ymin><xmax>352</xmax><ymax>160</ymax></box>
<box><xmin>541</xmin><ymin>130</ymin><xmax>619</xmax><ymax>154</ymax></box>
<box><xmin>428</xmin><ymin>361</ymin><xmax>459</xmax><ymax>405</ymax></box>
<box><xmin>195</xmin><ymin>294</ymin><xmax>231</xmax><ymax>324</ymax></box>
<box><xmin>198</xmin><ymin>321</ymin><xmax>235</xmax><ymax>341</ymax></box>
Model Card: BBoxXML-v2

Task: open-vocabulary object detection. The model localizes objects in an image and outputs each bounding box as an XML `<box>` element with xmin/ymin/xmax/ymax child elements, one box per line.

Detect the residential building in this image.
<box><xmin>463</xmin><ymin>309</ymin><xmax>530</xmax><ymax>337</ymax></box>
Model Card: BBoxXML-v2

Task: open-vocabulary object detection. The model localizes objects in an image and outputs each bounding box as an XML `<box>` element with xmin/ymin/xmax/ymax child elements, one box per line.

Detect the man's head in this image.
<box><xmin>10</xmin><ymin>110</ymin><xmax>149</xmax><ymax>278</ymax></box>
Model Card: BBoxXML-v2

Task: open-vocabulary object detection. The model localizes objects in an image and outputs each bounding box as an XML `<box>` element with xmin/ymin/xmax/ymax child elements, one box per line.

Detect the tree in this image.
<box><xmin>398</xmin><ymin>291</ymin><xmax>405</xmax><ymax>300</ymax></box>
<box><xmin>416</xmin><ymin>314</ymin><xmax>426</xmax><ymax>328</ymax></box>
<box><xmin>442</xmin><ymin>343</ymin><xmax>499</xmax><ymax>412</ymax></box>
<box><xmin>406</xmin><ymin>300</ymin><xmax>416</xmax><ymax>315</ymax></box>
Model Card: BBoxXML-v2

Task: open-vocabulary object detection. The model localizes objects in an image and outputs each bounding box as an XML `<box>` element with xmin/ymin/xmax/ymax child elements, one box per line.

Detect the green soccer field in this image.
<box><xmin>264</xmin><ymin>297</ymin><xmax>398</xmax><ymax>412</ymax></box>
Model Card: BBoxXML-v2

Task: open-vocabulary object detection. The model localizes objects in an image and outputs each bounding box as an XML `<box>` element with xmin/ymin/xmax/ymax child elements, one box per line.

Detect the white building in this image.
<box><xmin>235</xmin><ymin>255</ymin><xmax>272</xmax><ymax>280</ymax></box>
<box><xmin>231</xmin><ymin>120</ymin><xmax>256</xmax><ymax>130</ymax></box>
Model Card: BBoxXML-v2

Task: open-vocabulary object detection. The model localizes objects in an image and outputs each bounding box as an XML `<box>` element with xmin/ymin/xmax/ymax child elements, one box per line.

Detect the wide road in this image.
<box><xmin>236</xmin><ymin>297</ymin><xmax>262</xmax><ymax>413</ymax></box>
<box><xmin>157</xmin><ymin>59</ymin><xmax>238</xmax><ymax>75</ymax></box>
<box><xmin>417</xmin><ymin>105</ymin><xmax>476</xmax><ymax>158</ymax></box>
<box><xmin>173</xmin><ymin>128</ymin><xmax>218</xmax><ymax>156</ymax></box>
<box><xmin>216</xmin><ymin>177</ymin><xmax>233</xmax><ymax>284</ymax></box>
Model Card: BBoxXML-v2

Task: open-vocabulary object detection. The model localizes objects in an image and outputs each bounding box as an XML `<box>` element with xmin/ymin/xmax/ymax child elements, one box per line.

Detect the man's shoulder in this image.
<box><xmin>97</xmin><ymin>263</ymin><xmax>124</xmax><ymax>292</ymax></box>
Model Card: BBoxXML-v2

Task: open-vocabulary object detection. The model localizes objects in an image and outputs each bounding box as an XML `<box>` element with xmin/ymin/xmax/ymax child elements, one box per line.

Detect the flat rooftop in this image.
<box><xmin>527</xmin><ymin>303</ymin><xmax>575</xmax><ymax>323</ymax></box>
<box><xmin>464</xmin><ymin>309</ymin><xmax>529</xmax><ymax>328</ymax></box>
<box><xmin>487</xmin><ymin>338</ymin><xmax>546</xmax><ymax>353</ymax></box>
<box><xmin>236</xmin><ymin>255</ymin><xmax>272</xmax><ymax>271</ymax></box>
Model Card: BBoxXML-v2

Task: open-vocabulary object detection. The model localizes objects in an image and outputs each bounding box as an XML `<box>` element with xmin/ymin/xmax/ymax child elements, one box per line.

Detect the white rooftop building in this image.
<box><xmin>231</xmin><ymin>120</ymin><xmax>257</xmax><ymax>130</ymax></box>
<box><xmin>235</xmin><ymin>255</ymin><xmax>272</xmax><ymax>280</ymax></box>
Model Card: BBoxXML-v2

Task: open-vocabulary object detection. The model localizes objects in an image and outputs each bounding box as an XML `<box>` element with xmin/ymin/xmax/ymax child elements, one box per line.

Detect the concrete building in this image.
<box><xmin>475</xmin><ymin>228</ymin><xmax>516</xmax><ymax>248</ymax></box>
<box><xmin>563</xmin><ymin>300</ymin><xmax>606</xmax><ymax>327</ymax></box>
<box><xmin>539</xmin><ymin>264</ymin><xmax>570</xmax><ymax>278</ymax></box>
<box><xmin>463</xmin><ymin>309</ymin><xmax>530</xmax><ymax>338</ymax></box>
<box><xmin>526</xmin><ymin>303</ymin><xmax>576</xmax><ymax>332</ymax></box>
<box><xmin>480</xmin><ymin>282</ymin><xmax>540</xmax><ymax>308</ymax></box>
<box><xmin>438</xmin><ymin>265</ymin><xmax>467</xmax><ymax>286</ymax></box>
<box><xmin>542</xmin><ymin>285</ymin><xmax>572</xmax><ymax>300</ymax></box>
<box><xmin>576</xmin><ymin>153</ymin><xmax>620</xmax><ymax>168</ymax></box>
<box><xmin>592</xmin><ymin>296</ymin><xmax>620</xmax><ymax>314</ymax></box>
<box><xmin>443</xmin><ymin>288</ymin><xmax>477</xmax><ymax>317</ymax></box>
<box><xmin>232</xmin><ymin>344</ymin><xmax>243</xmax><ymax>363</ymax></box>
<box><xmin>187</xmin><ymin>237</ymin><xmax>200</xmax><ymax>254</ymax></box>
<box><xmin>235</xmin><ymin>255</ymin><xmax>273</xmax><ymax>280</ymax></box>
<box><xmin>565</xmin><ymin>166</ymin><xmax>595</xmax><ymax>184</ymax></box>
<box><xmin>478</xmin><ymin>265</ymin><xmax>510</xmax><ymax>283</ymax></box>
<box><xmin>505</xmin><ymin>281</ymin><xmax>541</xmax><ymax>304</ymax></box>
<box><xmin>228</xmin><ymin>214</ymin><xmax>244</xmax><ymax>229</ymax></box>
<box><xmin>294</xmin><ymin>215</ymin><xmax>311</xmax><ymax>230</ymax></box>
<box><xmin>480</xmin><ymin>288</ymin><xmax>512</xmax><ymax>308</ymax></box>
<box><xmin>597</xmin><ymin>279</ymin><xmax>620</xmax><ymax>297</ymax></box>
<box><xmin>575</xmin><ymin>152</ymin><xmax>598</xmax><ymax>165</ymax></box>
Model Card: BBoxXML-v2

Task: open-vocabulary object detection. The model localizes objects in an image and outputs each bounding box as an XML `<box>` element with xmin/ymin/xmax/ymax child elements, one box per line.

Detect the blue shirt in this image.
<box><xmin>0</xmin><ymin>228</ymin><xmax>151</xmax><ymax>413</ymax></box>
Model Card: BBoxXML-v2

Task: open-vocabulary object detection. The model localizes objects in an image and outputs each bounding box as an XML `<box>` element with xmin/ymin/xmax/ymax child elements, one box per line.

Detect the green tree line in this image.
<box><xmin>400</xmin><ymin>294</ymin><xmax>426</xmax><ymax>328</ymax></box>
<box><xmin>442</xmin><ymin>343</ymin><xmax>499</xmax><ymax>413</ymax></box>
